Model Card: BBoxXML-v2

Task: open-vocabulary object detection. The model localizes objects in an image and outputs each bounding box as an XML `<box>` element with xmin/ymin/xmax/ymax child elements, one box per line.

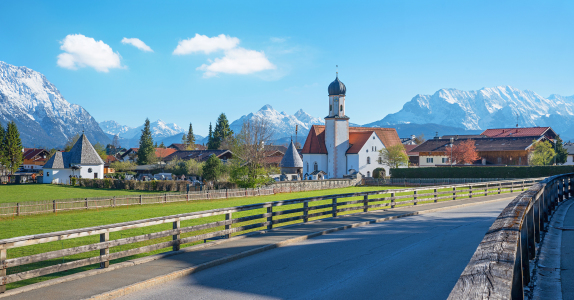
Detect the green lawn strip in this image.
<box><xmin>0</xmin><ymin>184</ymin><xmax>168</xmax><ymax>204</ymax></box>
<box><xmin>3</xmin><ymin>186</ymin><xmax>409</xmax><ymax>289</ymax></box>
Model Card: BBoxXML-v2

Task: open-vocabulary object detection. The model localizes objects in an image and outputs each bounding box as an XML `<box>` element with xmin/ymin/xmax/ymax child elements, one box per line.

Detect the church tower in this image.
<box><xmin>325</xmin><ymin>74</ymin><xmax>349</xmax><ymax>178</ymax></box>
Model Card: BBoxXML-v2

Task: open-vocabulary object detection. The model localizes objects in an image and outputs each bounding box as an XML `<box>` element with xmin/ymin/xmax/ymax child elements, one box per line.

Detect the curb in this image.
<box><xmin>84</xmin><ymin>195</ymin><xmax>515</xmax><ymax>300</ymax></box>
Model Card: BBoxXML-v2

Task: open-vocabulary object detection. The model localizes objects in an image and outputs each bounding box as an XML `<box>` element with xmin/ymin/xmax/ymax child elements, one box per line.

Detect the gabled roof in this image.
<box><xmin>411</xmin><ymin>136</ymin><xmax>543</xmax><ymax>153</ymax></box>
<box><xmin>301</xmin><ymin>125</ymin><xmax>328</xmax><ymax>154</ymax></box>
<box><xmin>346</xmin><ymin>132</ymin><xmax>373</xmax><ymax>154</ymax></box>
<box><xmin>44</xmin><ymin>134</ymin><xmax>104</xmax><ymax>168</ymax></box>
<box><xmin>281</xmin><ymin>141</ymin><xmax>303</xmax><ymax>168</ymax></box>
<box><xmin>155</xmin><ymin>148</ymin><xmax>177</xmax><ymax>158</ymax></box>
<box><xmin>165</xmin><ymin>150</ymin><xmax>233</xmax><ymax>162</ymax></box>
<box><xmin>481</xmin><ymin>127</ymin><xmax>556</xmax><ymax>139</ymax></box>
<box><xmin>349</xmin><ymin>127</ymin><xmax>402</xmax><ymax>149</ymax></box>
<box><xmin>404</xmin><ymin>144</ymin><xmax>419</xmax><ymax>155</ymax></box>
<box><xmin>23</xmin><ymin>149</ymin><xmax>49</xmax><ymax>160</ymax></box>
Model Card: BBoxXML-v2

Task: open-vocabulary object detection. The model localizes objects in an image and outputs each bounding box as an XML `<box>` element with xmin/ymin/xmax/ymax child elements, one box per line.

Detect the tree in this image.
<box><xmin>109</xmin><ymin>161</ymin><xmax>136</xmax><ymax>172</ymax></box>
<box><xmin>414</xmin><ymin>133</ymin><xmax>425</xmax><ymax>145</ymax></box>
<box><xmin>229</xmin><ymin>118</ymin><xmax>276</xmax><ymax>188</ymax></box>
<box><xmin>159</xmin><ymin>141</ymin><xmax>166</xmax><ymax>148</ymax></box>
<box><xmin>212</xmin><ymin>113</ymin><xmax>233</xmax><ymax>149</ymax></box>
<box><xmin>112</xmin><ymin>134</ymin><xmax>121</xmax><ymax>149</ymax></box>
<box><xmin>1</xmin><ymin>121</ymin><xmax>23</xmax><ymax>174</ymax></box>
<box><xmin>166</xmin><ymin>158</ymin><xmax>203</xmax><ymax>176</ymax></box>
<box><xmin>372</xmin><ymin>167</ymin><xmax>386</xmax><ymax>178</ymax></box>
<box><xmin>554</xmin><ymin>136</ymin><xmax>568</xmax><ymax>164</ymax></box>
<box><xmin>530</xmin><ymin>140</ymin><xmax>556</xmax><ymax>166</ymax></box>
<box><xmin>138</xmin><ymin>118</ymin><xmax>156</xmax><ymax>165</ymax></box>
<box><xmin>445</xmin><ymin>140</ymin><xmax>480</xmax><ymax>165</ymax></box>
<box><xmin>93</xmin><ymin>143</ymin><xmax>108</xmax><ymax>161</ymax></box>
<box><xmin>181</xmin><ymin>134</ymin><xmax>187</xmax><ymax>147</ymax></box>
<box><xmin>207</xmin><ymin>123</ymin><xmax>215</xmax><ymax>149</ymax></box>
<box><xmin>202</xmin><ymin>154</ymin><xmax>223</xmax><ymax>182</ymax></box>
<box><xmin>379</xmin><ymin>144</ymin><xmax>408</xmax><ymax>169</ymax></box>
<box><xmin>64</xmin><ymin>134</ymin><xmax>80</xmax><ymax>152</ymax></box>
<box><xmin>0</xmin><ymin>123</ymin><xmax>4</xmax><ymax>163</ymax></box>
<box><xmin>186</xmin><ymin>123</ymin><xmax>196</xmax><ymax>150</ymax></box>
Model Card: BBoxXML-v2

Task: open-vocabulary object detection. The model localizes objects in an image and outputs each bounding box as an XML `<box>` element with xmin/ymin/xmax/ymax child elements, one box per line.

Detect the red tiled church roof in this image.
<box><xmin>346</xmin><ymin>132</ymin><xmax>372</xmax><ymax>154</ymax></box>
<box><xmin>301</xmin><ymin>125</ymin><xmax>402</xmax><ymax>154</ymax></box>
<box><xmin>301</xmin><ymin>125</ymin><xmax>328</xmax><ymax>154</ymax></box>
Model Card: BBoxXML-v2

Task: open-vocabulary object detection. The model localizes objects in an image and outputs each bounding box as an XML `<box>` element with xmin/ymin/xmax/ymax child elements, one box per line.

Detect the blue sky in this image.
<box><xmin>1</xmin><ymin>0</ymin><xmax>573</xmax><ymax>136</ymax></box>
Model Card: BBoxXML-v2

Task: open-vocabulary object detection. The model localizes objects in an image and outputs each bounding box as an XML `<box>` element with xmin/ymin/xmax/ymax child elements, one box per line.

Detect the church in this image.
<box><xmin>301</xmin><ymin>74</ymin><xmax>402</xmax><ymax>179</ymax></box>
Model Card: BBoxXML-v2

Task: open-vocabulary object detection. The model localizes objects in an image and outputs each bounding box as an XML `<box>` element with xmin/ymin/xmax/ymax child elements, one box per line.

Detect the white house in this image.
<box><xmin>564</xmin><ymin>143</ymin><xmax>574</xmax><ymax>166</ymax></box>
<box><xmin>301</xmin><ymin>74</ymin><xmax>403</xmax><ymax>178</ymax></box>
<box><xmin>43</xmin><ymin>134</ymin><xmax>105</xmax><ymax>184</ymax></box>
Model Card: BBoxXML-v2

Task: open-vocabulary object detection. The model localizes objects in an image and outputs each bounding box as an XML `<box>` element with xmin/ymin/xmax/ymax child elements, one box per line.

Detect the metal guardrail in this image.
<box><xmin>0</xmin><ymin>178</ymin><xmax>542</xmax><ymax>293</ymax></box>
<box><xmin>448</xmin><ymin>173</ymin><xmax>574</xmax><ymax>300</ymax></box>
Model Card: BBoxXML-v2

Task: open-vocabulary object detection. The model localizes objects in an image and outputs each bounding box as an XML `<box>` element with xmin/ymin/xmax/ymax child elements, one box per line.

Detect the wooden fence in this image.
<box><xmin>0</xmin><ymin>187</ymin><xmax>275</xmax><ymax>217</ymax></box>
<box><xmin>0</xmin><ymin>178</ymin><xmax>542</xmax><ymax>293</ymax></box>
<box><xmin>365</xmin><ymin>177</ymin><xmax>513</xmax><ymax>186</ymax></box>
<box><xmin>448</xmin><ymin>173</ymin><xmax>574</xmax><ymax>300</ymax></box>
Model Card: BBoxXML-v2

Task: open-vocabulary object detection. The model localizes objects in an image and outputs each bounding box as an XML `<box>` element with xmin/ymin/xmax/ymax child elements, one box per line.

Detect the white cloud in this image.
<box><xmin>121</xmin><ymin>37</ymin><xmax>153</xmax><ymax>52</ymax></box>
<box><xmin>197</xmin><ymin>48</ymin><xmax>276</xmax><ymax>78</ymax></box>
<box><xmin>57</xmin><ymin>34</ymin><xmax>122</xmax><ymax>72</ymax></box>
<box><xmin>173</xmin><ymin>34</ymin><xmax>239</xmax><ymax>55</ymax></box>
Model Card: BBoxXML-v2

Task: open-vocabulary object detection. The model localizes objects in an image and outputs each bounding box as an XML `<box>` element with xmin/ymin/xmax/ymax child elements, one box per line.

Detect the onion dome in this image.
<box><xmin>328</xmin><ymin>75</ymin><xmax>346</xmax><ymax>96</ymax></box>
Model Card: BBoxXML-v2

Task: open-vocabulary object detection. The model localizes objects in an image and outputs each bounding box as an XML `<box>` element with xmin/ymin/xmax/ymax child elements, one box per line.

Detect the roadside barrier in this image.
<box><xmin>0</xmin><ymin>178</ymin><xmax>542</xmax><ymax>293</ymax></box>
<box><xmin>448</xmin><ymin>173</ymin><xmax>574</xmax><ymax>300</ymax></box>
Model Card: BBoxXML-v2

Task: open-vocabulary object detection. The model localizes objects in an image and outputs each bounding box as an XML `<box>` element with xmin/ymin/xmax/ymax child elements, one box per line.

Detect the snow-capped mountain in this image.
<box><xmin>0</xmin><ymin>61</ymin><xmax>110</xmax><ymax>148</ymax></box>
<box><xmin>369</xmin><ymin>86</ymin><xmax>574</xmax><ymax>139</ymax></box>
<box><xmin>230</xmin><ymin>105</ymin><xmax>324</xmax><ymax>142</ymax></box>
<box><xmin>100</xmin><ymin>119</ymin><xmax>185</xmax><ymax>140</ymax></box>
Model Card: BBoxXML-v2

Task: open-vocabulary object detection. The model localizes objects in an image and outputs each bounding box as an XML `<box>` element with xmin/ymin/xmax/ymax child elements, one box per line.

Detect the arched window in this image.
<box><xmin>367</xmin><ymin>157</ymin><xmax>371</xmax><ymax>164</ymax></box>
<box><xmin>88</xmin><ymin>168</ymin><xmax>93</xmax><ymax>173</ymax></box>
<box><xmin>330</xmin><ymin>105</ymin><xmax>332</xmax><ymax>112</ymax></box>
<box><xmin>306</xmin><ymin>162</ymin><xmax>309</xmax><ymax>172</ymax></box>
<box><xmin>367</xmin><ymin>171</ymin><xmax>371</xmax><ymax>177</ymax></box>
<box><xmin>378</xmin><ymin>157</ymin><xmax>383</xmax><ymax>164</ymax></box>
<box><xmin>314</xmin><ymin>162</ymin><xmax>318</xmax><ymax>172</ymax></box>
<box><xmin>340</xmin><ymin>105</ymin><xmax>343</xmax><ymax>111</ymax></box>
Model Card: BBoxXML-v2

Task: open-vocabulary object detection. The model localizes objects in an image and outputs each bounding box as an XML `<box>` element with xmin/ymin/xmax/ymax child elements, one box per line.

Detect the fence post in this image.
<box><xmin>100</xmin><ymin>232</ymin><xmax>109</xmax><ymax>268</ymax></box>
<box><xmin>139</xmin><ymin>195</ymin><xmax>143</xmax><ymax>205</ymax></box>
<box><xmin>434</xmin><ymin>188</ymin><xmax>438</xmax><ymax>203</ymax></box>
<box><xmin>522</xmin><ymin>180</ymin><xmax>525</xmax><ymax>191</ymax></box>
<box><xmin>413</xmin><ymin>190</ymin><xmax>418</xmax><ymax>205</ymax></box>
<box><xmin>225</xmin><ymin>212</ymin><xmax>232</xmax><ymax>238</ymax></box>
<box><xmin>469</xmin><ymin>185</ymin><xmax>472</xmax><ymax>198</ymax></box>
<box><xmin>85</xmin><ymin>198</ymin><xmax>88</xmax><ymax>209</ymax></box>
<box><xmin>53</xmin><ymin>200</ymin><xmax>56</xmax><ymax>213</ymax></box>
<box><xmin>226</xmin><ymin>189</ymin><xmax>228</xmax><ymax>199</ymax></box>
<box><xmin>113</xmin><ymin>196</ymin><xmax>116</xmax><ymax>207</ymax></box>
<box><xmin>391</xmin><ymin>192</ymin><xmax>395</xmax><ymax>208</ymax></box>
<box><xmin>0</xmin><ymin>248</ymin><xmax>6</xmax><ymax>293</ymax></box>
<box><xmin>453</xmin><ymin>187</ymin><xmax>456</xmax><ymax>200</ymax></box>
<box><xmin>303</xmin><ymin>201</ymin><xmax>309</xmax><ymax>222</ymax></box>
<box><xmin>363</xmin><ymin>195</ymin><xmax>369</xmax><ymax>212</ymax></box>
<box><xmin>267</xmin><ymin>206</ymin><xmax>273</xmax><ymax>230</ymax></box>
<box><xmin>164</xmin><ymin>193</ymin><xmax>167</xmax><ymax>203</ymax></box>
<box><xmin>332</xmin><ymin>198</ymin><xmax>338</xmax><ymax>217</ymax></box>
<box><xmin>16</xmin><ymin>202</ymin><xmax>20</xmax><ymax>216</ymax></box>
<box><xmin>511</xmin><ymin>182</ymin><xmax>514</xmax><ymax>193</ymax></box>
<box><xmin>173</xmin><ymin>220</ymin><xmax>180</xmax><ymax>251</ymax></box>
<box><xmin>498</xmin><ymin>182</ymin><xmax>501</xmax><ymax>194</ymax></box>
<box><xmin>485</xmin><ymin>183</ymin><xmax>488</xmax><ymax>197</ymax></box>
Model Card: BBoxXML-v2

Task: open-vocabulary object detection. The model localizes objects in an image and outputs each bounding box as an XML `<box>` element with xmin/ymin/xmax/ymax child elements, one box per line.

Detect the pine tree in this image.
<box><xmin>0</xmin><ymin>123</ymin><xmax>5</xmax><ymax>168</ymax></box>
<box><xmin>138</xmin><ymin>118</ymin><xmax>156</xmax><ymax>165</ymax></box>
<box><xmin>2</xmin><ymin>121</ymin><xmax>23</xmax><ymax>174</ymax></box>
<box><xmin>186</xmin><ymin>123</ymin><xmax>195</xmax><ymax>150</ymax></box>
<box><xmin>555</xmin><ymin>135</ymin><xmax>568</xmax><ymax>164</ymax></box>
<box><xmin>181</xmin><ymin>134</ymin><xmax>187</xmax><ymax>148</ymax></box>
<box><xmin>207</xmin><ymin>122</ymin><xmax>215</xmax><ymax>150</ymax></box>
<box><xmin>159</xmin><ymin>141</ymin><xmax>165</xmax><ymax>148</ymax></box>
<box><xmin>212</xmin><ymin>113</ymin><xmax>233</xmax><ymax>150</ymax></box>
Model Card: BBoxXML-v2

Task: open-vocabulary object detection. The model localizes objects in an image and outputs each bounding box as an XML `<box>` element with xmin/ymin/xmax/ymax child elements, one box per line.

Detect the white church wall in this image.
<box><xmin>43</xmin><ymin>169</ymin><xmax>73</xmax><ymax>184</ymax></box>
<box><xmin>78</xmin><ymin>164</ymin><xmax>105</xmax><ymax>179</ymax></box>
<box><xmin>302</xmin><ymin>154</ymin><xmax>328</xmax><ymax>176</ymax></box>
<box><xmin>357</xmin><ymin>132</ymin><xmax>388</xmax><ymax>177</ymax></box>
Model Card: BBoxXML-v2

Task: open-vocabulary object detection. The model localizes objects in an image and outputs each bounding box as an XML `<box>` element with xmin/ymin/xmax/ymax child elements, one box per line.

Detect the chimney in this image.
<box><xmin>411</xmin><ymin>135</ymin><xmax>415</xmax><ymax>140</ymax></box>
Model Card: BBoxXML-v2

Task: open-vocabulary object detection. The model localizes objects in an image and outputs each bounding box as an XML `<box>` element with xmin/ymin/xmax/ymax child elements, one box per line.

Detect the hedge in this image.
<box><xmin>78</xmin><ymin>178</ymin><xmax>189</xmax><ymax>192</ymax></box>
<box><xmin>390</xmin><ymin>166</ymin><xmax>574</xmax><ymax>179</ymax></box>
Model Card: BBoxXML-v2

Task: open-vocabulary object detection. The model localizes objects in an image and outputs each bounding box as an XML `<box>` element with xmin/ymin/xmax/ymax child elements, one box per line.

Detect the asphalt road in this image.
<box><xmin>120</xmin><ymin>199</ymin><xmax>512</xmax><ymax>300</ymax></box>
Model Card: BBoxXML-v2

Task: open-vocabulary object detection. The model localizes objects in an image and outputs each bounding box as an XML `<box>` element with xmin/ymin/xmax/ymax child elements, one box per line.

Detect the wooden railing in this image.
<box><xmin>0</xmin><ymin>178</ymin><xmax>542</xmax><ymax>293</ymax></box>
<box><xmin>448</xmin><ymin>173</ymin><xmax>574</xmax><ymax>300</ymax></box>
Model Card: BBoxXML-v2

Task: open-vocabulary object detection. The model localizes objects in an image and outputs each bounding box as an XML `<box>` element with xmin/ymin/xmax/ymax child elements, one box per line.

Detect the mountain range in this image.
<box><xmin>3</xmin><ymin>60</ymin><xmax>574</xmax><ymax>149</ymax></box>
<box><xmin>0</xmin><ymin>61</ymin><xmax>109</xmax><ymax>148</ymax></box>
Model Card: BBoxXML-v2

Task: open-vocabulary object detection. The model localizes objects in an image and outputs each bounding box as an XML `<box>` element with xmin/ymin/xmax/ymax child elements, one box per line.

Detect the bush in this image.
<box><xmin>390</xmin><ymin>166</ymin><xmax>574</xmax><ymax>178</ymax></box>
<box><xmin>372</xmin><ymin>168</ymin><xmax>386</xmax><ymax>178</ymax></box>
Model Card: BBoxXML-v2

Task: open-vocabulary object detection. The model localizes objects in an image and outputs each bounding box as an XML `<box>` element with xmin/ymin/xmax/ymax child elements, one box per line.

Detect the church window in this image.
<box><xmin>367</xmin><ymin>171</ymin><xmax>371</xmax><ymax>177</ymax></box>
<box><xmin>340</xmin><ymin>105</ymin><xmax>343</xmax><ymax>111</ymax></box>
<box><xmin>330</xmin><ymin>105</ymin><xmax>332</xmax><ymax>111</ymax></box>
<box><xmin>88</xmin><ymin>168</ymin><xmax>92</xmax><ymax>173</ymax></box>
<box><xmin>47</xmin><ymin>172</ymin><xmax>50</xmax><ymax>176</ymax></box>
<box><xmin>314</xmin><ymin>162</ymin><xmax>318</xmax><ymax>172</ymax></box>
<box><xmin>367</xmin><ymin>157</ymin><xmax>371</xmax><ymax>164</ymax></box>
<box><xmin>307</xmin><ymin>162</ymin><xmax>309</xmax><ymax>172</ymax></box>
<box><xmin>378</xmin><ymin>157</ymin><xmax>383</xmax><ymax>164</ymax></box>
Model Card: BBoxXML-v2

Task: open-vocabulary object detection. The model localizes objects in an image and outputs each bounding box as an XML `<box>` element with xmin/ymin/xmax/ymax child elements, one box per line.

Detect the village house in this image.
<box><xmin>301</xmin><ymin>75</ymin><xmax>403</xmax><ymax>178</ymax></box>
<box><xmin>167</xmin><ymin>143</ymin><xmax>207</xmax><ymax>151</ymax></box>
<box><xmin>413</xmin><ymin>127</ymin><xmax>557</xmax><ymax>166</ymax></box>
<box><xmin>564</xmin><ymin>143</ymin><xmax>574</xmax><ymax>166</ymax></box>
<box><xmin>164</xmin><ymin>149</ymin><xmax>233</xmax><ymax>163</ymax></box>
<box><xmin>42</xmin><ymin>134</ymin><xmax>104</xmax><ymax>184</ymax></box>
<box><xmin>21</xmin><ymin>148</ymin><xmax>50</xmax><ymax>171</ymax></box>
<box><xmin>118</xmin><ymin>148</ymin><xmax>177</xmax><ymax>162</ymax></box>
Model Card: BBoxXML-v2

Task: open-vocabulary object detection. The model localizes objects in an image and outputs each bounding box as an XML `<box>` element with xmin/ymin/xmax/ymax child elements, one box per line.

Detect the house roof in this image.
<box><xmin>411</xmin><ymin>136</ymin><xmax>542</xmax><ymax>153</ymax></box>
<box><xmin>22</xmin><ymin>149</ymin><xmax>49</xmax><ymax>160</ymax></box>
<box><xmin>105</xmin><ymin>155</ymin><xmax>118</xmax><ymax>163</ymax></box>
<box><xmin>168</xmin><ymin>143</ymin><xmax>207</xmax><ymax>151</ymax></box>
<box><xmin>164</xmin><ymin>150</ymin><xmax>233</xmax><ymax>162</ymax></box>
<box><xmin>404</xmin><ymin>144</ymin><xmax>419</xmax><ymax>155</ymax></box>
<box><xmin>301</xmin><ymin>125</ymin><xmax>403</xmax><ymax>155</ymax></box>
<box><xmin>481</xmin><ymin>127</ymin><xmax>556</xmax><ymax>139</ymax></box>
<box><xmin>155</xmin><ymin>148</ymin><xmax>177</xmax><ymax>158</ymax></box>
<box><xmin>44</xmin><ymin>134</ymin><xmax>104</xmax><ymax>168</ymax></box>
<box><xmin>264</xmin><ymin>145</ymin><xmax>288</xmax><ymax>153</ymax></box>
<box><xmin>281</xmin><ymin>141</ymin><xmax>303</xmax><ymax>168</ymax></box>
<box><xmin>346</xmin><ymin>132</ymin><xmax>373</xmax><ymax>154</ymax></box>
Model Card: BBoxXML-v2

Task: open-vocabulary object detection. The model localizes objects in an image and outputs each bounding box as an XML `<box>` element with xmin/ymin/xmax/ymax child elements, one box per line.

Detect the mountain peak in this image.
<box><xmin>260</xmin><ymin>104</ymin><xmax>274</xmax><ymax>111</ymax></box>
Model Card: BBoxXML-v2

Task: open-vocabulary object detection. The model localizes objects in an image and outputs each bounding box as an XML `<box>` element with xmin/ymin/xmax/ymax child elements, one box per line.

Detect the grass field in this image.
<box><xmin>0</xmin><ymin>183</ymin><xmax>522</xmax><ymax>290</ymax></box>
<box><xmin>0</xmin><ymin>184</ymin><xmax>167</xmax><ymax>204</ymax></box>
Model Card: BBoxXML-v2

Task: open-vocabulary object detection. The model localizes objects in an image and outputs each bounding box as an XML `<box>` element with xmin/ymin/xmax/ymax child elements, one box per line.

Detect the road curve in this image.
<box><xmin>119</xmin><ymin>199</ymin><xmax>512</xmax><ymax>300</ymax></box>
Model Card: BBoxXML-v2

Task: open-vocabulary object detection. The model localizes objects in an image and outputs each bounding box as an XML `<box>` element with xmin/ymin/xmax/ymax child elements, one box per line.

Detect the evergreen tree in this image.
<box><xmin>0</xmin><ymin>123</ymin><xmax>5</xmax><ymax>167</ymax></box>
<box><xmin>202</xmin><ymin>154</ymin><xmax>222</xmax><ymax>182</ymax></box>
<box><xmin>207</xmin><ymin>122</ymin><xmax>215</xmax><ymax>149</ymax></box>
<box><xmin>138</xmin><ymin>118</ymin><xmax>156</xmax><ymax>165</ymax></box>
<box><xmin>212</xmin><ymin>113</ymin><xmax>233</xmax><ymax>149</ymax></box>
<box><xmin>181</xmin><ymin>134</ymin><xmax>187</xmax><ymax>147</ymax></box>
<box><xmin>112</xmin><ymin>134</ymin><xmax>121</xmax><ymax>149</ymax></box>
<box><xmin>186</xmin><ymin>123</ymin><xmax>195</xmax><ymax>150</ymax></box>
<box><xmin>2</xmin><ymin>122</ymin><xmax>23</xmax><ymax>174</ymax></box>
<box><xmin>159</xmin><ymin>141</ymin><xmax>166</xmax><ymax>148</ymax></box>
<box><xmin>555</xmin><ymin>135</ymin><xmax>568</xmax><ymax>164</ymax></box>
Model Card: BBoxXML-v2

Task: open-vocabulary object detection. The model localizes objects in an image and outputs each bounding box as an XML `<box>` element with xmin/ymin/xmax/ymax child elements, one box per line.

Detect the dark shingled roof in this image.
<box><xmin>164</xmin><ymin>150</ymin><xmax>232</xmax><ymax>162</ymax></box>
<box><xmin>44</xmin><ymin>134</ymin><xmax>104</xmax><ymax>169</ymax></box>
<box><xmin>411</xmin><ymin>136</ymin><xmax>542</xmax><ymax>153</ymax></box>
<box><xmin>281</xmin><ymin>141</ymin><xmax>303</xmax><ymax>168</ymax></box>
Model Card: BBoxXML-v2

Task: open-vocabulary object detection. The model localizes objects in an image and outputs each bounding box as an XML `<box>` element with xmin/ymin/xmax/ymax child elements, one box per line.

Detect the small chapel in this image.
<box><xmin>301</xmin><ymin>74</ymin><xmax>403</xmax><ymax>179</ymax></box>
